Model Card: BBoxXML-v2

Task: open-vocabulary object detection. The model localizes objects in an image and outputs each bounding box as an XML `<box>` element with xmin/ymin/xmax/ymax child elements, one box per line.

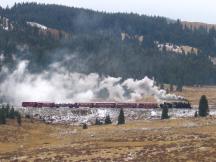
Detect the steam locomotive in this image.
<box><xmin>160</xmin><ymin>102</ymin><xmax>191</xmax><ymax>109</ymax></box>
<box><xmin>22</xmin><ymin>101</ymin><xmax>192</xmax><ymax>109</ymax></box>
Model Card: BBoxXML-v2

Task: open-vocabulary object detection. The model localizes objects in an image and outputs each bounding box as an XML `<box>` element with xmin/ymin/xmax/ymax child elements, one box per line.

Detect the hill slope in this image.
<box><xmin>0</xmin><ymin>3</ymin><xmax>216</xmax><ymax>86</ymax></box>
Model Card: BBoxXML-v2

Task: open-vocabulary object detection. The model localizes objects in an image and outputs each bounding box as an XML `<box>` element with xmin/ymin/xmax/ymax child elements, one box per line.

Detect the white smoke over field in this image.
<box><xmin>0</xmin><ymin>60</ymin><xmax>183</xmax><ymax>105</ymax></box>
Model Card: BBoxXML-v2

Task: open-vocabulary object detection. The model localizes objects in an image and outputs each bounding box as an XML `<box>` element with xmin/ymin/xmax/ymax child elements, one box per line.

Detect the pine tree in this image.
<box><xmin>155</xmin><ymin>81</ymin><xmax>159</xmax><ymax>87</ymax></box>
<box><xmin>5</xmin><ymin>104</ymin><xmax>10</xmax><ymax>118</ymax></box>
<box><xmin>118</xmin><ymin>108</ymin><xmax>125</xmax><ymax>125</ymax></box>
<box><xmin>162</xmin><ymin>45</ymin><xmax>166</xmax><ymax>52</ymax></box>
<box><xmin>166</xmin><ymin>88</ymin><xmax>170</xmax><ymax>93</ymax></box>
<box><xmin>16</xmin><ymin>113</ymin><xmax>22</xmax><ymax>126</ymax></box>
<box><xmin>0</xmin><ymin>109</ymin><xmax>6</xmax><ymax>124</ymax></box>
<box><xmin>104</xmin><ymin>115</ymin><xmax>112</xmax><ymax>124</ymax></box>
<box><xmin>160</xmin><ymin>84</ymin><xmax>164</xmax><ymax>90</ymax></box>
<box><xmin>194</xmin><ymin>111</ymin><xmax>198</xmax><ymax>117</ymax></box>
<box><xmin>170</xmin><ymin>84</ymin><xmax>174</xmax><ymax>92</ymax></box>
<box><xmin>95</xmin><ymin>118</ymin><xmax>102</xmax><ymax>125</ymax></box>
<box><xmin>176</xmin><ymin>83</ymin><xmax>183</xmax><ymax>92</ymax></box>
<box><xmin>198</xmin><ymin>95</ymin><xmax>209</xmax><ymax>117</ymax></box>
<box><xmin>161</xmin><ymin>107</ymin><xmax>169</xmax><ymax>119</ymax></box>
<box><xmin>9</xmin><ymin>107</ymin><xmax>15</xmax><ymax>119</ymax></box>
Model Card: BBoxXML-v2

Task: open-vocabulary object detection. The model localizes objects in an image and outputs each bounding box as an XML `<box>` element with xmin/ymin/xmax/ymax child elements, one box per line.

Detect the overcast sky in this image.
<box><xmin>1</xmin><ymin>0</ymin><xmax>216</xmax><ymax>24</ymax></box>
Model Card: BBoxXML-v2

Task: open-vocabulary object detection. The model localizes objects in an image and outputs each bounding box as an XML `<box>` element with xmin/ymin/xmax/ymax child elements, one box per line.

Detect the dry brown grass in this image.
<box><xmin>0</xmin><ymin>116</ymin><xmax>216</xmax><ymax>161</ymax></box>
<box><xmin>140</xmin><ymin>85</ymin><xmax>216</xmax><ymax>106</ymax></box>
<box><xmin>0</xmin><ymin>86</ymin><xmax>216</xmax><ymax>161</ymax></box>
<box><xmin>181</xmin><ymin>21</ymin><xmax>216</xmax><ymax>31</ymax></box>
<box><xmin>176</xmin><ymin>86</ymin><xmax>216</xmax><ymax>106</ymax></box>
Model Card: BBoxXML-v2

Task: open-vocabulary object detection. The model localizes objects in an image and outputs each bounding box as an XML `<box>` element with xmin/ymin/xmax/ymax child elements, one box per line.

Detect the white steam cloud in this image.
<box><xmin>0</xmin><ymin>60</ymin><xmax>183</xmax><ymax>105</ymax></box>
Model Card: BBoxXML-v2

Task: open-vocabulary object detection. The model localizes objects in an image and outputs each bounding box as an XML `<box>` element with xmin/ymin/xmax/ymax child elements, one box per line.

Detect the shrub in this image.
<box><xmin>25</xmin><ymin>114</ymin><xmax>31</xmax><ymax>119</ymax></box>
<box><xmin>82</xmin><ymin>123</ymin><xmax>88</xmax><ymax>129</ymax></box>
<box><xmin>104</xmin><ymin>115</ymin><xmax>112</xmax><ymax>124</ymax></box>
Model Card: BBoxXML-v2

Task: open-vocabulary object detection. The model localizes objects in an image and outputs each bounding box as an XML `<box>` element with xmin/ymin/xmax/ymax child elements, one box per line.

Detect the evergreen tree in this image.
<box><xmin>161</xmin><ymin>107</ymin><xmax>169</xmax><ymax>119</ymax></box>
<box><xmin>14</xmin><ymin>110</ymin><xmax>20</xmax><ymax>117</ymax></box>
<box><xmin>1</xmin><ymin>3</ymin><xmax>216</xmax><ymax>87</ymax></box>
<box><xmin>118</xmin><ymin>108</ymin><xmax>125</xmax><ymax>125</ymax></box>
<box><xmin>9</xmin><ymin>107</ymin><xmax>15</xmax><ymax>119</ymax></box>
<box><xmin>0</xmin><ymin>109</ymin><xmax>6</xmax><ymax>124</ymax></box>
<box><xmin>155</xmin><ymin>81</ymin><xmax>159</xmax><ymax>87</ymax></box>
<box><xmin>5</xmin><ymin>104</ymin><xmax>10</xmax><ymax>118</ymax></box>
<box><xmin>95</xmin><ymin>118</ymin><xmax>102</xmax><ymax>125</ymax></box>
<box><xmin>166</xmin><ymin>88</ymin><xmax>170</xmax><ymax>93</ymax></box>
<box><xmin>170</xmin><ymin>84</ymin><xmax>174</xmax><ymax>92</ymax></box>
<box><xmin>160</xmin><ymin>84</ymin><xmax>164</xmax><ymax>90</ymax></box>
<box><xmin>104</xmin><ymin>115</ymin><xmax>112</xmax><ymax>124</ymax></box>
<box><xmin>194</xmin><ymin>111</ymin><xmax>198</xmax><ymax>117</ymax></box>
<box><xmin>162</xmin><ymin>45</ymin><xmax>166</xmax><ymax>52</ymax></box>
<box><xmin>176</xmin><ymin>84</ymin><xmax>183</xmax><ymax>92</ymax></box>
<box><xmin>198</xmin><ymin>95</ymin><xmax>209</xmax><ymax>117</ymax></box>
<box><xmin>16</xmin><ymin>113</ymin><xmax>22</xmax><ymax>126</ymax></box>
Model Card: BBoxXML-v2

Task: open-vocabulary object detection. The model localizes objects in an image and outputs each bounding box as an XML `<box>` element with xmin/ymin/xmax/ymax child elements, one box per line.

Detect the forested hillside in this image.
<box><xmin>0</xmin><ymin>3</ymin><xmax>216</xmax><ymax>86</ymax></box>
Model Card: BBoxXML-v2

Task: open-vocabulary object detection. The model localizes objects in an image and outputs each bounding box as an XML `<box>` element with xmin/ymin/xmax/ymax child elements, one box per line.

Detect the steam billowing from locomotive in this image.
<box><xmin>0</xmin><ymin>60</ymin><xmax>184</xmax><ymax>105</ymax></box>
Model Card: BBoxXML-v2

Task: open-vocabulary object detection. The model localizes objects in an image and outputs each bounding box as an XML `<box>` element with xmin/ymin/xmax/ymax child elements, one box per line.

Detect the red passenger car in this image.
<box><xmin>93</xmin><ymin>102</ymin><xmax>116</xmax><ymax>108</ymax></box>
<box><xmin>78</xmin><ymin>103</ymin><xmax>94</xmax><ymax>108</ymax></box>
<box><xmin>22</xmin><ymin>101</ymin><xmax>159</xmax><ymax>109</ymax></box>
<box><xmin>22</xmin><ymin>102</ymin><xmax>38</xmax><ymax>107</ymax></box>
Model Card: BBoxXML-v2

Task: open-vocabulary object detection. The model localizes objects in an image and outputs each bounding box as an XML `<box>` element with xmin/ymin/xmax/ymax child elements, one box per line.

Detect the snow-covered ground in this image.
<box><xmin>155</xmin><ymin>41</ymin><xmax>198</xmax><ymax>55</ymax></box>
<box><xmin>27</xmin><ymin>22</ymin><xmax>47</xmax><ymax>30</ymax></box>
<box><xmin>16</xmin><ymin>107</ymin><xmax>216</xmax><ymax>125</ymax></box>
<box><xmin>0</xmin><ymin>16</ymin><xmax>13</xmax><ymax>31</ymax></box>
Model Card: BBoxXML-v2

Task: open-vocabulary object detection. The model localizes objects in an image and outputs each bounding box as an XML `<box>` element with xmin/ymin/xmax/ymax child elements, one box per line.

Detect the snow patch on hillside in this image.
<box><xmin>121</xmin><ymin>32</ymin><xmax>144</xmax><ymax>43</ymax></box>
<box><xmin>0</xmin><ymin>16</ymin><xmax>13</xmax><ymax>31</ymax></box>
<box><xmin>155</xmin><ymin>41</ymin><xmax>198</xmax><ymax>55</ymax></box>
<box><xmin>209</xmin><ymin>56</ymin><xmax>216</xmax><ymax>65</ymax></box>
<box><xmin>0</xmin><ymin>53</ymin><xmax>5</xmax><ymax>62</ymax></box>
<box><xmin>27</xmin><ymin>21</ymin><xmax>47</xmax><ymax>30</ymax></box>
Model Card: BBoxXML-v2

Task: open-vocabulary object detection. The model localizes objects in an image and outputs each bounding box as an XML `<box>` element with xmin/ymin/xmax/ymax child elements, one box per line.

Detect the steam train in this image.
<box><xmin>22</xmin><ymin>101</ymin><xmax>192</xmax><ymax>109</ymax></box>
